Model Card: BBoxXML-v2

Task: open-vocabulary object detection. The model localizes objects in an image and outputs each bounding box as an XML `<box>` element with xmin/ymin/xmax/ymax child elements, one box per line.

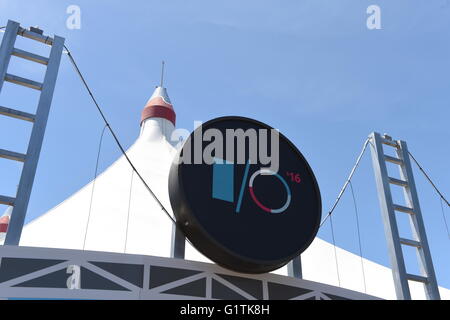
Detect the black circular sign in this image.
<box><xmin>168</xmin><ymin>116</ymin><xmax>321</xmax><ymax>273</ymax></box>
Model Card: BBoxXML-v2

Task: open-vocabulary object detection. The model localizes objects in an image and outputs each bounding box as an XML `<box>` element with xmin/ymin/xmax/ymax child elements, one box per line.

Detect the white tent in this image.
<box><xmin>13</xmin><ymin>86</ymin><xmax>449</xmax><ymax>300</ymax></box>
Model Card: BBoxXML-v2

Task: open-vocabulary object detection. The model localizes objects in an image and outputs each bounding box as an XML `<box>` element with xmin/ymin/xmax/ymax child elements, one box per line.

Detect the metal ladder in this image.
<box><xmin>369</xmin><ymin>132</ymin><xmax>440</xmax><ymax>300</ymax></box>
<box><xmin>0</xmin><ymin>20</ymin><xmax>65</xmax><ymax>246</ymax></box>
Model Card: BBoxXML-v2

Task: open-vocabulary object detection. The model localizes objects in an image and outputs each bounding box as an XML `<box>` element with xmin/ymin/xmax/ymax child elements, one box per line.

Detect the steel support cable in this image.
<box><xmin>349</xmin><ymin>181</ymin><xmax>367</xmax><ymax>293</ymax></box>
<box><xmin>320</xmin><ymin>139</ymin><xmax>370</xmax><ymax>288</ymax></box>
<box><xmin>83</xmin><ymin>125</ymin><xmax>107</xmax><ymax>250</ymax></box>
<box><xmin>124</xmin><ymin>170</ymin><xmax>135</xmax><ymax>253</ymax></box>
<box><xmin>408</xmin><ymin>151</ymin><xmax>450</xmax><ymax>207</ymax></box>
<box><xmin>320</xmin><ymin>138</ymin><xmax>371</xmax><ymax>228</ymax></box>
<box><xmin>440</xmin><ymin>197</ymin><xmax>450</xmax><ymax>239</ymax></box>
<box><xmin>63</xmin><ymin>45</ymin><xmax>177</xmax><ymax>226</ymax></box>
<box><xmin>329</xmin><ymin>216</ymin><xmax>341</xmax><ymax>287</ymax></box>
<box><xmin>408</xmin><ymin>151</ymin><xmax>450</xmax><ymax>239</ymax></box>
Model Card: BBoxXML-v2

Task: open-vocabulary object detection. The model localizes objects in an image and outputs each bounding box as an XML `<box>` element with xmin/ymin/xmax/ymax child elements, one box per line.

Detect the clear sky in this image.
<box><xmin>1</xmin><ymin>0</ymin><xmax>449</xmax><ymax>290</ymax></box>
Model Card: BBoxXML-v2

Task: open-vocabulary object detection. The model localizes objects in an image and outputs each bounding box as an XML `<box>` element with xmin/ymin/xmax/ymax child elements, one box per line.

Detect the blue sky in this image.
<box><xmin>0</xmin><ymin>0</ymin><xmax>449</xmax><ymax>289</ymax></box>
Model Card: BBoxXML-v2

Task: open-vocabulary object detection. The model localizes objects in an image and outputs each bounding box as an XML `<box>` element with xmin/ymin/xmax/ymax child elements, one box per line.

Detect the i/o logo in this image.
<box><xmin>169</xmin><ymin>116</ymin><xmax>321</xmax><ymax>273</ymax></box>
<box><xmin>212</xmin><ymin>159</ymin><xmax>300</xmax><ymax>214</ymax></box>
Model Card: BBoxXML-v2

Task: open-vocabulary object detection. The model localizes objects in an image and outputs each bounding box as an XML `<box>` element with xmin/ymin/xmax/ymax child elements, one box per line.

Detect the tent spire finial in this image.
<box><xmin>160</xmin><ymin>61</ymin><xmax>165</xmax><ymax>87</ymax></box>
<box><xmin>140</xmin><ymin>63</ymin><xmax>176</xmax><ymax>127</ymax></box>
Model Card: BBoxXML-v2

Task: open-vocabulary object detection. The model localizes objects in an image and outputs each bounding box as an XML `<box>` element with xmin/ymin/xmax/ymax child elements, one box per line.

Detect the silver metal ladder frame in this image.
<box><xmin>369</xmin><ymin>132</ymin><xmax>440</xmax><ymax>300</ymax></box>
<box><xmin>0</xmin><ymin>20</ymin><xmax>65</xmax><ymax>245</ymax></box>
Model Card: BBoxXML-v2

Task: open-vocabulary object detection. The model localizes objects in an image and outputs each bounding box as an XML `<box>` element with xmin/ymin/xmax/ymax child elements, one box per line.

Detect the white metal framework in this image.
<box><xmin>369</xmin><ymin>132</ymin><xmax>440</xmax><ymax>300</ymax></box>
<box><xmin>0</xmin><ymin>20</ymin><xmax>65</xmax><ymax>245</ymax></box>
<box><xmin>0</xmin><ymin>245</ymin><xmax>378</xmax><ymax>300</ymax></box>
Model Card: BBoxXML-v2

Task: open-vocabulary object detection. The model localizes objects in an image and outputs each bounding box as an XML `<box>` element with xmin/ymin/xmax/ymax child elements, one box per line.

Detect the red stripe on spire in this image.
<box><xmin>0</xmin><ymin>224</ymin><xmax>8</xmax><ymax>233</ymax></box>
<box><xmin>141</xmin><ymin>105</ymin><xmax>176</xmax><ymax>125</ymax></box>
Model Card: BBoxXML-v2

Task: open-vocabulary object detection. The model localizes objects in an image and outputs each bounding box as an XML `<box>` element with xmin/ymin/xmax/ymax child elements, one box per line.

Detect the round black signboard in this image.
<box><xmin>168</xmin><ymin>116</ymin><xmax>321</xmax><ymax>273</ymax></box>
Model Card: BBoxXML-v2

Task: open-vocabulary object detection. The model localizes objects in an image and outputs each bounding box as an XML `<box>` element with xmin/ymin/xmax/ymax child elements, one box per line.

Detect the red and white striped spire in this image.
<box><xmin>140</xmin><ymin>61</ymin><xmax>176</xmax><ymax>126</ymax></box>
<box><xmin>0</xmin><ymin>206</ymin><xmax>12</xmax><ymax>235</ymax></box>
<box><xmin>140</xmin><ymin>86</ymin><xmax>176</xmax><ymax>126</ymax></box>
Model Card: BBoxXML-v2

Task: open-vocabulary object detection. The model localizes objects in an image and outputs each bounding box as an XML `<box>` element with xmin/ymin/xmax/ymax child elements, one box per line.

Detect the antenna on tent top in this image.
<box><xmin>160</xmin><ymin>60</ymin><xmax>165</xmax><ymax>88</ymax></box>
